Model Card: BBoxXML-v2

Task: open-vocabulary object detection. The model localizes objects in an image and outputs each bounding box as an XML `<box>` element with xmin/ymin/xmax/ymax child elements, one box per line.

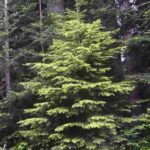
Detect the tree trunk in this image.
<box><xmin>4</xmin><ymin>0</ymin><xmax>11</xmax><ymax>94</ymax></box>
<box><xmin>115</xmin><ymin>0</ymin><xmax>139</xmax><ymax>101</ymax></box>
<box><xmin>47</xmin><ymin>0</ymin><xmax>64</xmax><ymax>13</ymax></box>
<box><xmin>39</xmin><ymin>0</ymin><xmax>44</xmax><ymax>52</ymax></box>
<box><xmin>54</xmin><ymin>0</ymin><xmax>64</xmax><ymax>13</ymax></box>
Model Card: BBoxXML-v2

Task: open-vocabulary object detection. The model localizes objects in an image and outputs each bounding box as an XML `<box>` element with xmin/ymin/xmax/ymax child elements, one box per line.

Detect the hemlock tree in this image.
<box><xmin>18</xmin><ymin>10</ymin><xmax>133</xmax><ymax>150</ymax></box>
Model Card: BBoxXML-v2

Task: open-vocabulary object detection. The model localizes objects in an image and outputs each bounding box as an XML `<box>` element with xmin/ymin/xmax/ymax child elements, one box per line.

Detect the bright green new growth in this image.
<box><xmin>19</xmin><ymin>10</ymin><xmax>133</xmax><ymax>149</ymax></box>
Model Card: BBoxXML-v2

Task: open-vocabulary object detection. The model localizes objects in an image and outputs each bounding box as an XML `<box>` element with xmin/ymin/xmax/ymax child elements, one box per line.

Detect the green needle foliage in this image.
<box><xmin>119</xmin><ymin>1</ymin><xmax>150</xmax><ymax>149</ymax></box>
<box><xmin>0</xmin><ymin>0</ymin><xmax>55</xmax><ymax>147</ymax></box>
<box><xmin>17</xmin><ymin>10</ymin><xmax>133</xmax><ymax>149</ymax></box>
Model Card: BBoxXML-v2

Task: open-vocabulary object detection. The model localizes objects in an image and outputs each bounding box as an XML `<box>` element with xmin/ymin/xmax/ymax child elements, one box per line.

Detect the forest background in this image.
<box><xmin>0</xmin><ymin>0</ymin><xmax>150</xmax><ymax>150</ymax></box>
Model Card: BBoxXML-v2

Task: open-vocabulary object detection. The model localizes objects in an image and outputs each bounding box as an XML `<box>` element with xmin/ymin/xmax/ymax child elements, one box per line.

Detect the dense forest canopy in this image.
<box><xmin>0</xmin><ymin>0</ymin><xmax>150</xmax><ymax>150</ymax></box>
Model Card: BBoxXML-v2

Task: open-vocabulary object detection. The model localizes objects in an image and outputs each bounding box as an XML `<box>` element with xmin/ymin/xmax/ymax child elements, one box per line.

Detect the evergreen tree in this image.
<box><xmin>18</xmin><ymin>9</ymin><xmax>132</xmax><ymax>149</ymax></box>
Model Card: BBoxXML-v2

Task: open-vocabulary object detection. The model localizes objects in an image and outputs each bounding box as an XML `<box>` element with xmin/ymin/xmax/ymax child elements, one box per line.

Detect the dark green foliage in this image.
<box><xmin>0</xmin><ymin>0</ymin><xmax>55</xmax><ymax>147</ymax></box>
<box><xmin>120</xmin><ymin>0</ymin><xmax>150</xmax><ymax>149</ymax></box>
<box><xmin>84</xmin><ymin>0</ymin><xmax>118</xmax><ymax>29</ymax></box>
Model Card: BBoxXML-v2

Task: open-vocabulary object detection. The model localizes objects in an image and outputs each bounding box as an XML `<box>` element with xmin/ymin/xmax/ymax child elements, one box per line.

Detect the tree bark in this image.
<box><xmin>54</xmin><ymin>0</ymin><xmax>64</xmax><ymax>13</ymax></box>
<box><xmin>116</xmin><ymin>0</ymin><xmax>139</xmax><ymax>101</ymax></box>
<box><xmin>4</xmin><ymin>0</ymin><xmax>11</xmax><ymax>94</ymax></box>
<box><xmin>47</xmin><ymin>0</ymin><xmax>64</xmax><ymax>13</ymax></box>
<box><xmin>39</xmin><ymin>0</ymin><xmax>44</xmax><ymax>52</ymax></box>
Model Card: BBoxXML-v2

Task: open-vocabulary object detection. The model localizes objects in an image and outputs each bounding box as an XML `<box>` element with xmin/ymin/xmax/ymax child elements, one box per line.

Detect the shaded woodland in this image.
<box><xmin>0</xmin><ymin>0</ymin><xmax>150</xmax><ymax>149</ymax></box>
